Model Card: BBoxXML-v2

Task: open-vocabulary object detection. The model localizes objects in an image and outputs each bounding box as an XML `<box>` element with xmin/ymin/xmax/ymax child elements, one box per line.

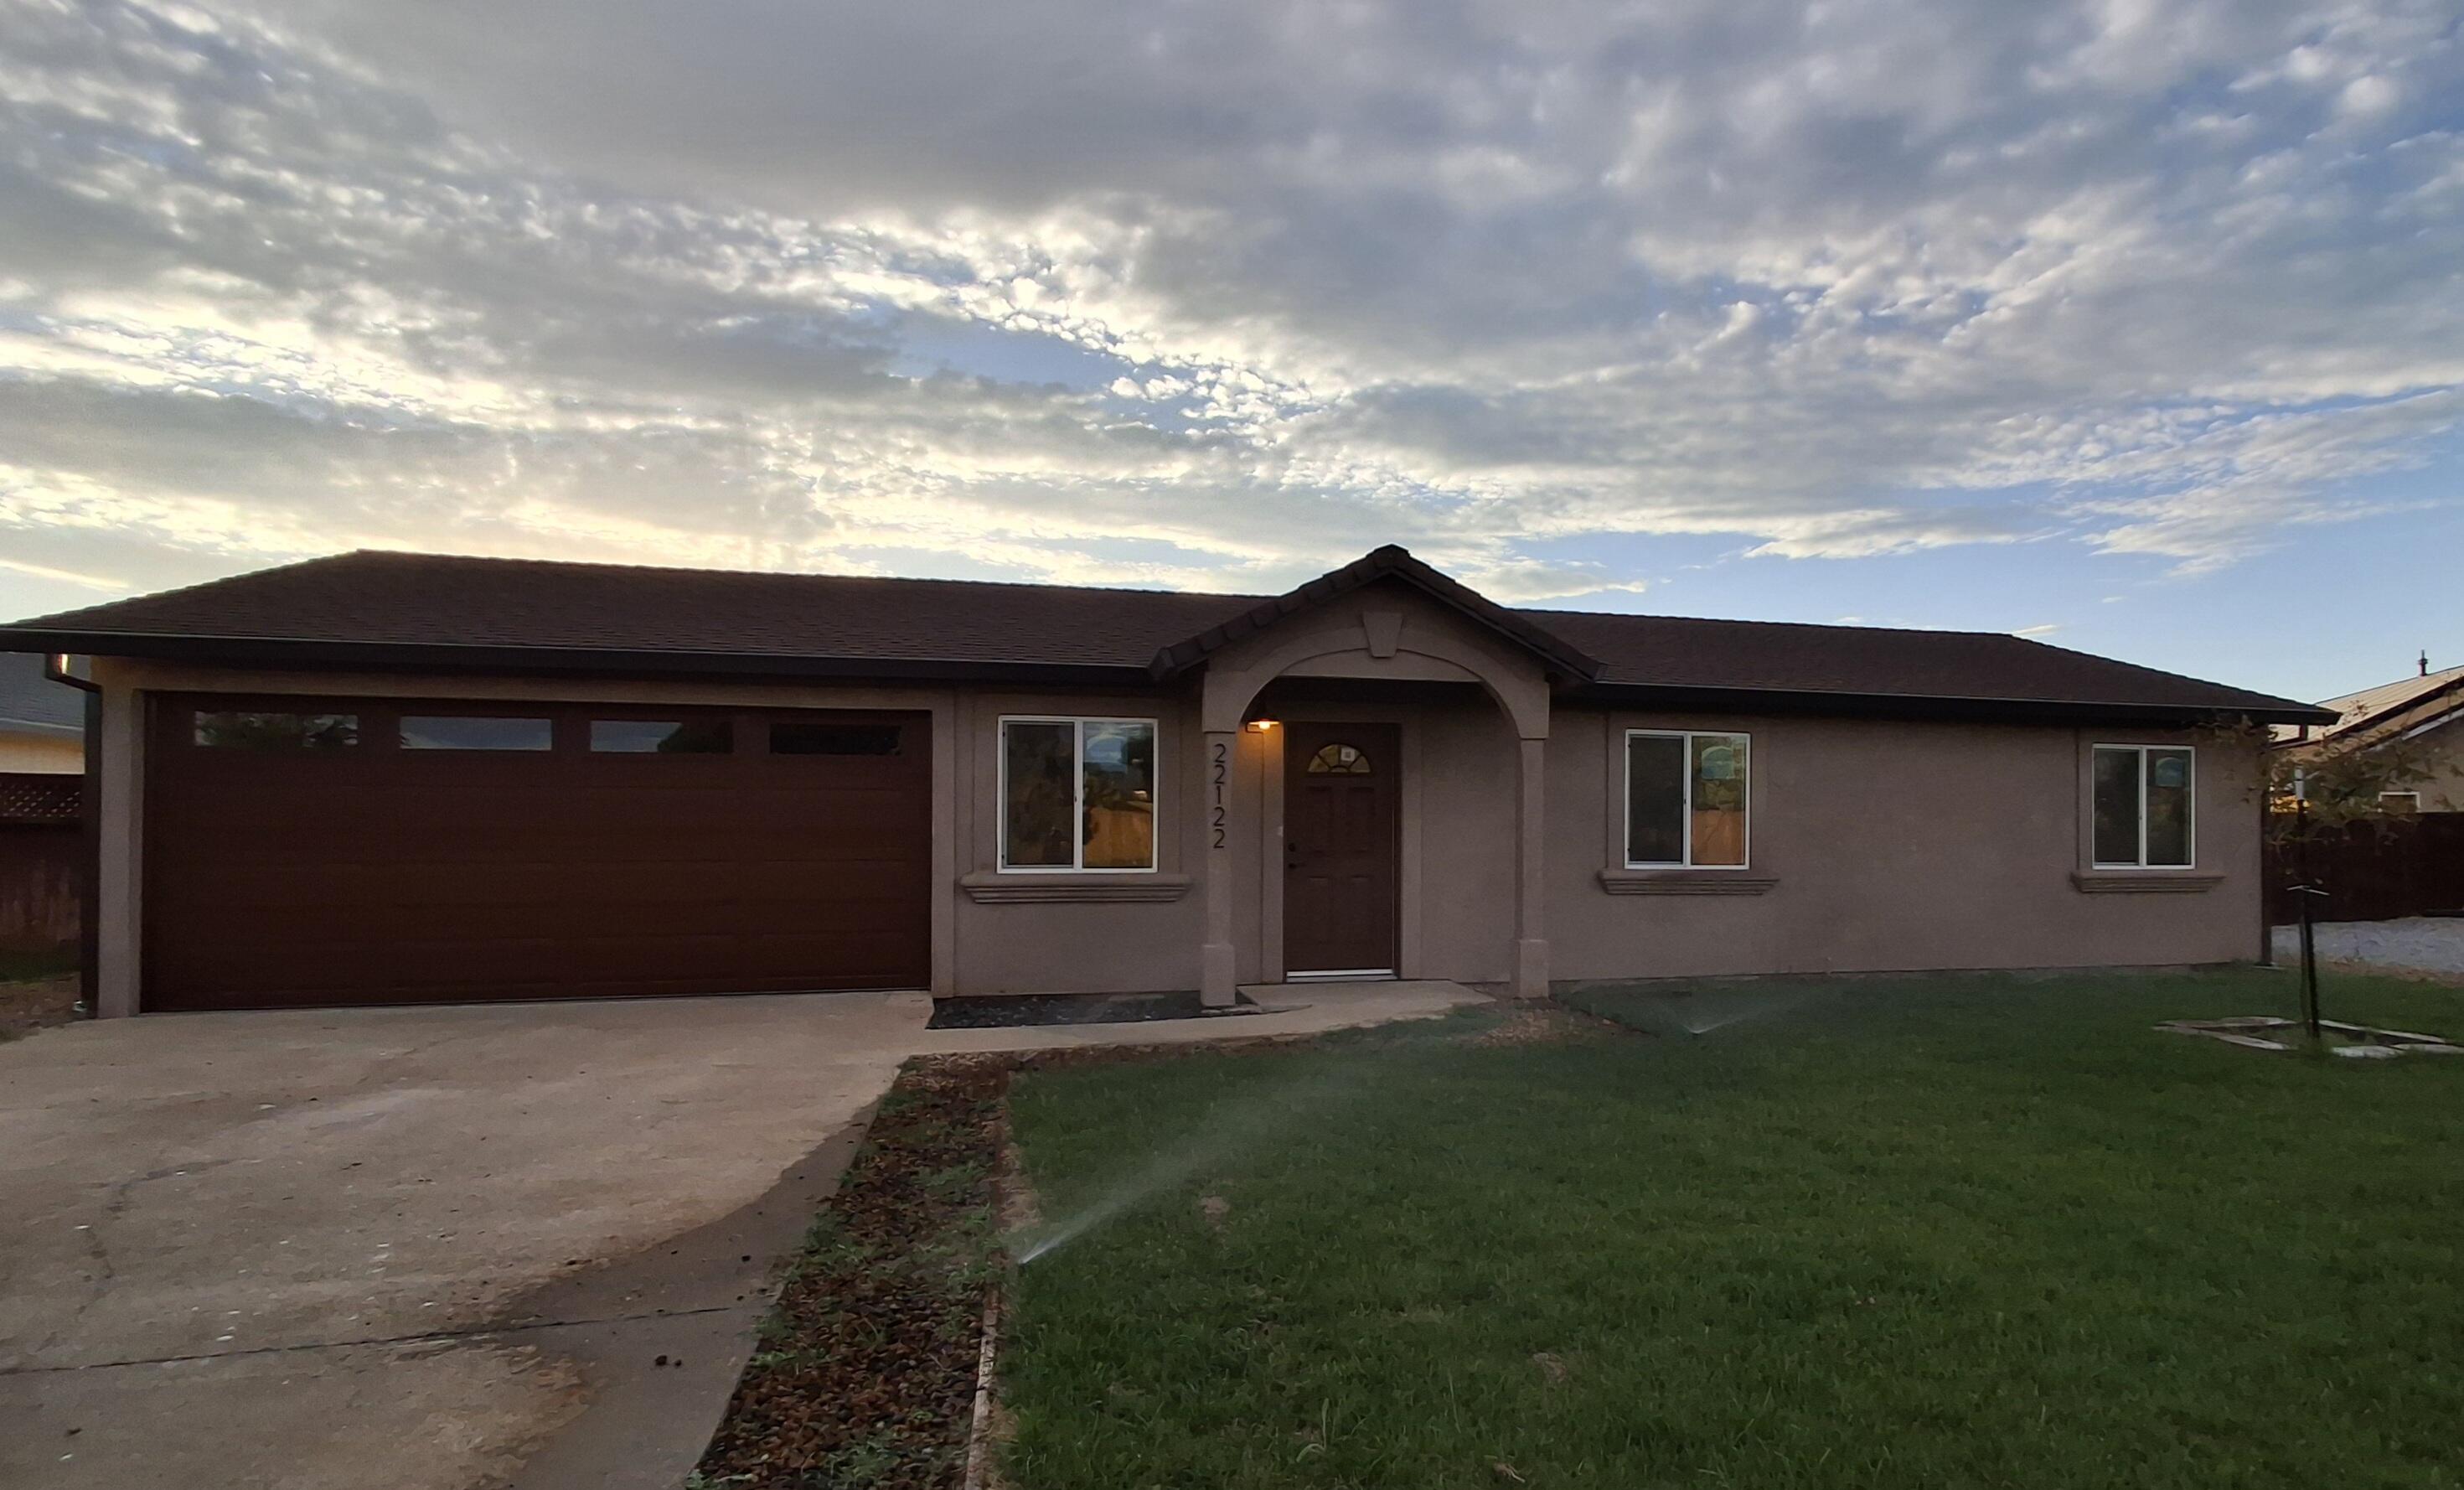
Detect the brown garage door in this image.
<box><xmin>144</xmin><ymin>696</ymin><xmax>932</xmax><ymax>1011</ymax></box>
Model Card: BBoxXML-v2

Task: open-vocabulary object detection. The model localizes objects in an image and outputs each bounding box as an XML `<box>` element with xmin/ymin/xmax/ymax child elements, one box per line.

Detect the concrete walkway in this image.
<box><xmin>0</xmin><ymin>980</ymin><xmax>1478</xmax><ymax>1490</ymax></box>
<box><xmin>922</xmin><ymin>978</ymin><xmax>1487</xmax><ymax>1054</ymax></box>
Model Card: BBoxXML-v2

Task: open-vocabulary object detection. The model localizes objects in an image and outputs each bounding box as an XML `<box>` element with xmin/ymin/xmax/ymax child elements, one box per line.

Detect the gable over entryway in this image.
<box><xmin>1152</xmin><ymin>548</ymin><xmax>1591</xmax><ymax>1003</ymax></box>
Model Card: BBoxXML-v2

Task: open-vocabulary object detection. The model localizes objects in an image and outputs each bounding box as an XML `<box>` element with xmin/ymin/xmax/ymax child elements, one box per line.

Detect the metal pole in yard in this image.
<box><xmin>2293</xmin><ymin>779</ymin><xmax>2323</xmax><ymax>1044</ymax></box>
<box><xmin>2297</xmin><ymin>882</ymin><xmax>2322</xmax><ymax>1044</ymax></box>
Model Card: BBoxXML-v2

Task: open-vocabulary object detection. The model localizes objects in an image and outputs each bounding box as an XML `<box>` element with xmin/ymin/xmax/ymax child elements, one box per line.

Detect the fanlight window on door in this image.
<box><xmin>1305</xmin><ymin>742</ymin><xmax>1373</xmax><ymax>774</ymax></box>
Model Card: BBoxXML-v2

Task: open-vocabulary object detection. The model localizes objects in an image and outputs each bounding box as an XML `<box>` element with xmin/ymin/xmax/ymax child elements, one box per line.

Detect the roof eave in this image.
<box><xmin>1564</xmin><ymin>680</ymin><xmax>2337</xmax><ymax>727</ymax></box>
<box><xmin>0</xmin><ymin>629</ymin><xmax>1158</xmax><ymax>689</ymax></box>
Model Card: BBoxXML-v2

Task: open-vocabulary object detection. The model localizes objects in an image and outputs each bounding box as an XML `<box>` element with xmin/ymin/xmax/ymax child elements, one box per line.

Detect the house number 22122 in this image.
<box><xmin>1211</xmin><ymin>741</ymin><xmax>1227</xmax><ymax>848</ymax></box>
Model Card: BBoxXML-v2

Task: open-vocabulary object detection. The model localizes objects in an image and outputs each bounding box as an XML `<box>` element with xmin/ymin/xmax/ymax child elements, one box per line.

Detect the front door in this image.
<box><xmin>1282</xmin><ymin>722</ymin><xmax>1400</xmax><ymax>975</ymax></box>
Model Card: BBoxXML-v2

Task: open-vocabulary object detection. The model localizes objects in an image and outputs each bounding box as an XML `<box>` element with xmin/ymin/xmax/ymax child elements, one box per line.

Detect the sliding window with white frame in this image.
<box><xmin>2090</xmin><ymin>744</ymin><xmax>2195</xmax><ymax>869</ymax></box>
<box><xmin>998</xmin><ymin>717</ymin><xmax>1159</xmax><ymax>872</ymax></box>
<box><xmin>1625</xmin><ymin>729</ymin><xmax>1751</xmax><ymax>869</ymax></box>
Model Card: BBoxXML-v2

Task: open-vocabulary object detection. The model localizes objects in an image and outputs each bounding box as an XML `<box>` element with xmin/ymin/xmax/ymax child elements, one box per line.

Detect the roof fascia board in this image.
<box><xmin>2396</xmin><ymin>710</ymin><xmax>2462</xmax><ymax>742</ymax></box>
<box><xmin>3</xmin><ymin>629</ymin><xmax>2332</xmax><ymax>722</ymax></box>
<box><xmin>0</xmin><ymin>630</ymin><xmax>1151</xmax><ymax>689</ymax></box>
<box><xmin>1562</xmin><ymin>681</ymin><xmax>2335</xmax><ymax>727</ymax></box>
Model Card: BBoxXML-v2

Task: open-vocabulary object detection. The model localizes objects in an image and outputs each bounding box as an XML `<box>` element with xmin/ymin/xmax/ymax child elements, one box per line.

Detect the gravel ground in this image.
<box><xmin>2271</xmin><ymin>917</ymin><xmax>2464</xmax><ymax>980</ymax></box>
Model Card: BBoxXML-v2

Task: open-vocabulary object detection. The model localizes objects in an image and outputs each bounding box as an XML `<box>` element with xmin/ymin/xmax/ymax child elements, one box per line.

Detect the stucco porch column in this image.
<box><xmin>1513</xmin><ymin>733</ymin><xmax>1548</xmax><ymax>1000</ymax></box>
<box><xmin>1200</xmin><ymin>726</ymin><xmax>1240</xmax><ymax>1007</ymax></box>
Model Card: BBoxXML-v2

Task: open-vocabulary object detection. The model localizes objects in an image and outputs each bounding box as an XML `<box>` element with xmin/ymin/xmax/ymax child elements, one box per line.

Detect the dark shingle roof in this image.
<box><xmin>1533</xmin><ymin>608</ymin><xmax>2319</xmax><ymax>717</ymax></box>
<box><xmin>0</xmin><ymin>650</ymin><xmax>83</xmax><ymax>735</ymax></box>
<box><xmin>0</xmin><ymin>548</ymin><xmax>2329</xmax><ymax>722</ymax></box>
<box><xmin>6</xmin><ymin>551</ymin><xmax>1256</xmax><ymax>670</ymax></box>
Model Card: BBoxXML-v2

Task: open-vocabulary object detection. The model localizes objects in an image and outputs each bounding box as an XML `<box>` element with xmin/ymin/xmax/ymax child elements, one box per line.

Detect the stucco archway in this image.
<box><xmin>1194</xmin><ymin>607</ymin><xmax>1552</xmax><ymax>1005</ymax></box>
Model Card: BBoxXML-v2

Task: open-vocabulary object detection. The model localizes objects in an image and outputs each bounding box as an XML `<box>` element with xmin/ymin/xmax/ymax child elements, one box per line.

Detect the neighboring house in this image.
<box><xmin>0</xmin><ymin>546</ymin><xmax>2330</xmax><ymax>1017</ymax></box>
<box><xmin>0</xmin><ymin>649</ymin><xmax>84</xmax><ymax>774</ymax></box>
<box><xmin>2271</xmin><ymin>656</ymin><xmax>2464</xmax><ymax>813</ymax></box>
<box><xmin>0</xmin><ymin>651</ymin><xmax>85</xmax><ymax>952</ymax></box>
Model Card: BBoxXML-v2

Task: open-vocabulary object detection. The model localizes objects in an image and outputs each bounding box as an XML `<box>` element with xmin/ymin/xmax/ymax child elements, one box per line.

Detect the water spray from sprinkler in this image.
<box><xmin>1010</xmin><ymin>1037</ymin><xmax>1418</xmax><ymax>1265</ymax></box>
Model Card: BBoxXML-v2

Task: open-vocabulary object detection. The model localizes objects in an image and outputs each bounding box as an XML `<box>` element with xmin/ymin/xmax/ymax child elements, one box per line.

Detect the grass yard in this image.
<box><xmin>1000</xmin><ymin>970</ymin><xmax>2463</xmax><ymax>1488</ymax></box>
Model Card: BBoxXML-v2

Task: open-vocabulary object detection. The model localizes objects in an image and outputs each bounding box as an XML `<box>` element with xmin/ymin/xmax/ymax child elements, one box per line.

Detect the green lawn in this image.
<box><xmin>1001</xmin><ymin>970</ymin><xmax>2463</xmax><ymax>1489</ymax></box>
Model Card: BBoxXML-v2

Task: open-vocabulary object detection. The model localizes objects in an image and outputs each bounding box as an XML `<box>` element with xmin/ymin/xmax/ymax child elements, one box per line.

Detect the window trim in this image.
<box><xmin>1623</xmin><ymin>728</ymin><xmax>1753</xmax><ymax>871</ymax></box>
<box><xmin>996</xmin><ymin>714</ymin><xmax>1161</xmax><ymax>875</ymax></box>
<box><xmin>2089</xmin><ymin>743</ymin><xmax>2197</xmax><ymax>871</ymax></box>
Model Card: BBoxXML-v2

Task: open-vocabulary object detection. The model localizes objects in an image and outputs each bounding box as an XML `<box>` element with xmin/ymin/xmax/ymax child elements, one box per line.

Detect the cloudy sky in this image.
<box><xmin>2</xmin><ymin>0</ymin><xmax>2458</xmax><ymax>700</ymax></box>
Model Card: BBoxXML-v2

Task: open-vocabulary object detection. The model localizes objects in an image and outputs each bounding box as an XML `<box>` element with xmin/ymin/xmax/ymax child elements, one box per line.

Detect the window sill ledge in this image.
<box><xmin>1598</xmin><ymin>869</ymin><xmax>1778</xmax><ymax>897</ymax></box>
<box><xmin>2070</xmin><ymin>872</ymin><xmax>2224</xmax><ymax>895</ymax></box>
<box><xmin>961</xmin><ymin>872</ymin><xmax>1191</xmax><ymax>904</ymax></box>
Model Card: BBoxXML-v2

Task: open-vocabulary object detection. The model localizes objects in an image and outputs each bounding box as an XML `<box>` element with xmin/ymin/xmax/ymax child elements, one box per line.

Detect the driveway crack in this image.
<box><xmin>1</xmin><ymin>1301</ymin><xmax>752</xmax><ymax>1376</ymax></box>
<box><xmin>31</xmin><ymin>1156</ymin><xmax>242</xmax><ymax>1358</ymax></box>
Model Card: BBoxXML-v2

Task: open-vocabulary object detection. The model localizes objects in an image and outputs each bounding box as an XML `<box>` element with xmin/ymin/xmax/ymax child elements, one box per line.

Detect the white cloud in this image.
<box><xmin>0</xmin><ymin>554</ymin><xmax>127</xmax><ymax>591</ymax></box>
<box><xmin>0</xmin><ymin>0</ymin><xmax>2456</xmax><ymax>608</ymax></box>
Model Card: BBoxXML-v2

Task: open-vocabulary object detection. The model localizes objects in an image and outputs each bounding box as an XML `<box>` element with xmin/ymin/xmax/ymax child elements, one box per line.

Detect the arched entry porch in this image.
<box><xmin>1190</xmin><ymin>593</ymin><xmax>1555</xmax><ymax>1004</ymax></box>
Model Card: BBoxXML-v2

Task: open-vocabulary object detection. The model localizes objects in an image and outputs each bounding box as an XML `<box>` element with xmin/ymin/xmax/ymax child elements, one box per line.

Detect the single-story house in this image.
<box><xmin>0</xmin><ymin>545</ymin><xmax>2332</xmax><ymax>1016</ymax></box>
<box><xmin>2270</xmin><ymin>654</ymin><xmax>2464</xmax><ymax>813</ymax></box>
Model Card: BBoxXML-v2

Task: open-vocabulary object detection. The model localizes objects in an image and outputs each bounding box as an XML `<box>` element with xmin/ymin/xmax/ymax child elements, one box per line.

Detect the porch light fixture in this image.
<box><xmin>1244</xmin><ymin>718</ymin><xmax>1278</xmax><ymax>732</ymax></box>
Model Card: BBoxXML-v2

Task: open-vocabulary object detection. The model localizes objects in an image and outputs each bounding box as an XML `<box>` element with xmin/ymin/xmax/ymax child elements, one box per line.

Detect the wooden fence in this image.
<box><xmin>0</xmin><ymin>772</ymin><xmax>81</xmax><ymax>951</ymax></box>
<box><xmin>2266</xmin><ymin>811</ymin><xmax>2464</xmax><ymax>924</ymax></box>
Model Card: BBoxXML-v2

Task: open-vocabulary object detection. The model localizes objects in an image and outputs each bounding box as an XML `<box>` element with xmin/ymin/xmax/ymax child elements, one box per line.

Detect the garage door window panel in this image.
<box><xmin>194</xmin><ymin>710</ymin><xmax>359</xmax><ymax>751</ymax></box>
<box><xmin>590</xmin><ymin>718</ymin><xmax>735</xmax><ymax>753</ymax></box>
<box><xmin>400</xmin><ymin>715</ymin><xmax>555</xmax><ymax>751</ymax></box>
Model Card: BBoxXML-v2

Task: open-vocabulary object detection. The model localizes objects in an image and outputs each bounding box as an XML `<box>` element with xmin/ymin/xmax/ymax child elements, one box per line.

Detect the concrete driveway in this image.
<box><xmin>0</xmin><ymin>992</ymin><xmax>930</xmax><ymax>1490</ymax></box>
<box><xmin>0</xmin><ymin>980</ymin><xmax>1480</xmax><ymax>1490</ymax></box>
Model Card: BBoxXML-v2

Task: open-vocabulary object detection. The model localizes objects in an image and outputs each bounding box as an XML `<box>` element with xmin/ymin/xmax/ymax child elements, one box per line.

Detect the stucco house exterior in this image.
<box><xmin>0</xmin><ymin>546</ymin><xmax>2331</xmax><ymax>1017</ymax></box>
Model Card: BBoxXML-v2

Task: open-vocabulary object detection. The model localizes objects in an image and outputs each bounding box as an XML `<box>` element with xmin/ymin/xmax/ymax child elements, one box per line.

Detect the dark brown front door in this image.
<box><xmin>143</xmin><ymin>696</ymin><xmax>932</xmax><ymax>1011</ymax></box>
<box><xmin>1282</xmin><ymin>722</ymin><xmax>1399</xmax><ymax>975</ymax></box>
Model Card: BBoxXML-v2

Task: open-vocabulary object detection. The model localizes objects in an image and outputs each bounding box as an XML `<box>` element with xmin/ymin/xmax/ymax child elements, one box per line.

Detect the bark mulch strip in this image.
<box><xmin>695</xmin><ymin>1056</ymin><xmax>1008</xmax><ymax>1490</ymax></box>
